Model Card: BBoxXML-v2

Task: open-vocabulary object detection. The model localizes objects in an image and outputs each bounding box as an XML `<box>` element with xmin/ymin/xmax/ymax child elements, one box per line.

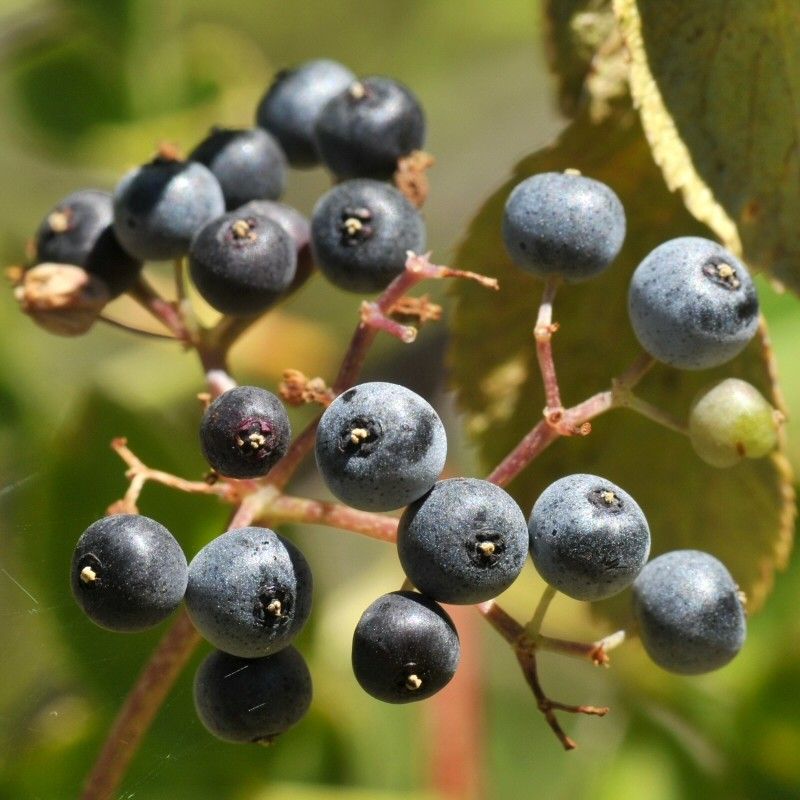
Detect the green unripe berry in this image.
<box><xmin>689</xmin><ymin>378</ymin><xmax>781</xmax><ymax>468</ymax></box>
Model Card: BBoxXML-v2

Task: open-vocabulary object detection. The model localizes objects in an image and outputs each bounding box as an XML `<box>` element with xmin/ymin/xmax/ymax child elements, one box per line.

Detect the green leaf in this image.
<box><xmin>614</xmin><ymin>0</ymin><xmax>800</xmax><ymax>293</ymax></box>
<box><xmin>448</xmin><ymin>111</ymin><xmax>795</xmax><ymax>626</ymax></box>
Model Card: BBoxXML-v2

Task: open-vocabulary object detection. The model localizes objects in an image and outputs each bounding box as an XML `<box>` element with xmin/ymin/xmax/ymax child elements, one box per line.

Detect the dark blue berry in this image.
<box><xmin>194</xmin><ymin>646</ymin><xmax>312</xmax><ymax>743</ymax></box>
<box><xmin>112</xmin><ymin>155</ymin><xmax>225</xmax><ymax>261</ymax></box>
<box><xmin>256</xmin><ymin>58</ymin><xmax>355</xmax><ymax>167</ymax></box>
<box><xmin>502</xmin><ymin>171</ymin><xmax>626</xmax><ymax>282</ymax></box>
<box><xmin>528</xmin><ymin>474</ymin><xmax>651</xmax><ymax>601</ymax></box>
<box><xmin>398</xmin><ymin>478</ymin><xmax>529</xmax><ymax>604</ymax></box>
<box><xmin>185</xmin><ymin>527</ymin><xmax>312</xmax><ymax>658</ymax></box>
<box><xmin>189</xmin><ymin>211</ymin><xmax>297</xmax><ymax>316</ymax></box>
<box><xmin>35</xmin><ymin>189</ymin><xmax>141</xmax><ymax>296</ymax></box>
<box><xmin>352</xmin><ymin>591</ymin><xmax>459</xmax><ymax>703</ymax></box>
<box><xmin>628</xmin><ymin>237</ymin><xmax>759</xmax><ymax>369</ymax></box>
<box><xmin>315</xmin><ymin>77</ymin><xmax>425</xmax><ymax>179</ymax></box>
<box><xmin>632</xmin><ymin>550</ymin><xmax>746</xmax><ymax>674</ymax></box>
<box><xmin>71</xmin><ymin>514</ymin><xmax>187</xmax><ymax>632</ymax></box>
<box><xmin>199</xmin><ymin>385</ymin><xmax>291</xmax><ymax>479</ymax></box>
<box><xmin>234</xmin><ymin>200</ymin><xmax>313</xmax><ymax>294</ymax></box>
<box><xmin>315</xmin><ymin>382</ymin><xmax>446</xmax><ymax>511</ymax></box>
<box><xmin>189</xmin><ymin>127</ymin><xmax>287</xmax><ymax>211</ymax></box>
<box><xmin>310</xmin><ymin>179</ymin><xmax>425</xmax><ymax>293</ymax></box>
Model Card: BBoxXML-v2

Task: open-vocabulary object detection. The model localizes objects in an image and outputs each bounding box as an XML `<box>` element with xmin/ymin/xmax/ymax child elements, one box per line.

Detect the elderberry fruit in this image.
<box><xmin>689</xmin><ymin>378</ymin><xmax>780</xmax><ymax>468</ymax></box>
<box><xmin>189</xmin><ymin>127</ymin><xmax>287</xmax><ymax>210</ymax></box>
<box><xmin>315</xmin><ymin>76</ymin><xmax>425</xmax><ymax>179</ymax></box>
<box><xmin>352</xmin><ymin>591</ymin><xmax>459</xmax><ymax>703</ymax></box>
<box><xmin>112</xmin><ymin>155</ymin><xmax>225</xmax><ymax>261</ymax></box>
<box><xmin>310</xmin><ymin>179</ymin><xmax>425</xmax><ymax>293</ymax></box>
<box><xmin>34</xmin><ymin>189</ymin><xmax>141</xmax><ymax>296</ymax></box>
<box><xmin>194</xmin><ymin>646</ymin><xmax>312</xmax><ymax>743</ymax></box>
<box><xmin>528</xmin><ymin>474</ymin><xmax>650</xmax><ymax>601</ymax></box>
<box><xmin>315</xmin><ymin>382</ymin><xmax>446</xmax><ymax>511</ymax></box>
<box><xmin>502</xmin><ymin>171</ymin><xmax>626</xmax><ymax>282</ymax></box>
<box><xmin>633</xmin><ymin>550</ymin><xmax>746</xmax><ymax>674</ymax></box>
<box><xmin>398</xmin><ymin>478</ymin><xmax>529</xmax><ymax>604</ymax></box>
<box><xmin>628</xmin><ymin>237</ymin><xmax>759</xmax><ymax>369</ymax></box>
<box><xmin>199</xmin><ymin>386</ymin><xmax>291</xmax><ymax>479</ymax></box>
<box><xmin>189</xmin><ymin>211</ymin><xmax>296</xmax><ymax>316</ymax></box>
<box><xmin>71</xmin><ymin>514</ymin><xmax>187</xmax><ymax>632</ymax></box>
<box><xmin>256</xmin><ymin>58</ymin><xmax>355</xmax><ymax>167</ymax></box>
<box><xmin>235</xmin><ymin>200</ymin><xmax>314</xmax><ymax>293</ymax></box>
<box><xmin>185</xmin><ymin>527</ymin><xmax>312</xmax><ymax>658</ymax></box>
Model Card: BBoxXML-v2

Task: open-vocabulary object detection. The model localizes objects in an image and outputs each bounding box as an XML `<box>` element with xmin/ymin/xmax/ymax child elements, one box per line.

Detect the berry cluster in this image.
<box><xmin>14</xmin><ymin>52</ymin><xmax>784</xmax><ymax>793</ymax></box>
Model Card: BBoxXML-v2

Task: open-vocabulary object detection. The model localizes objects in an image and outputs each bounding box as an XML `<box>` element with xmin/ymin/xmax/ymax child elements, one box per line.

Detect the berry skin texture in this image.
<box><xmin>200</xmin><ymin>385</ymin><xmax>291</xmax><ymax>479</ymax></box>
<box><xmin>71</xmin><ymin>514</ymin><xmax>187</xmax><ymax>632</ymax></box>
<box><xmin>112</xmin><ymin>157</ymin><xmax>225</xmax><ymax>261</ymax></box>
<box><xmin>35</xmin><ymin>189</ymin><xmax>141</xmax><ymax>296</ymax></box>
<box><xmin>189</xmin><ymin>211</ymin><xmax>297</xmax><ymax>316</ymax></box>
<box><xmin>528</xmin><ymin>474</ymin><xmax>651</xmax><ymax>601</ymax></box>
<box><xmin>315</xmin><ymin>382</ymin><xmax>446</xmax><ymax>512</ymax></box>
<box><xmin>632</xmin><ymin>550</ymin><xmax>746</xmax><ymax>674</ymax></box>
<box><xmin>311</xmin><ymin>179</ymin><xmax>425</xmax><ymax>293</ymax></box>
<box><xmin>315</xmin><ymin>76</ymin><xmax>425</xmax><ymax>179</ymax></box>
<box><xmin>628</xmin><ymin>237</ymin><xmax>759</xmax><ymax>370</ymax></box>
<box><xmin>501</xmin><ymin>171</ymin><xmax>626</xmax><ymax>282</ymax></box>
<box><xmin>185</xmin><ymin>527</ymin><xmax>312</xmax><ymax>658</ymax></box>
<box><xmin>352</xmin><ymin>591</ymin><xmax>459</xmax><ymax>703</ymax></box>
<box><xmin>194</xmin><ymin>646</ymin><xmax>312</xmax><ymax>743</ymax></box>
<box><xmin>398</xmin><ymin>478</ymin><xmax>529</xmax><ymax>604</ymax></box>
<box><xmin>189</xmin><ymin>127</ymin><xmax>287</xmax><ymax>211</ymax></box>
<box><xmin>256</xmin><ymin>58</ymin><xmax>355</xmax><ymax>168</ymax></box>
<box><xmin>689</xmin><ymin>378</ymin><xmax>780</xmax><ymax>468</ymax></box>
<box><xmin>236</xmin><ymin>200</ymin><xmax>314</xmax><ymax>293</ymax></box>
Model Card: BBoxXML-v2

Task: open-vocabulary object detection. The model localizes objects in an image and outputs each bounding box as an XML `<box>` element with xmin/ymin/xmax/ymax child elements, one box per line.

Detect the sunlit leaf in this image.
<box><xmin>614</xmin><ymin>0</ymin><xmax>800</xmax><ymax>293</ymax></box>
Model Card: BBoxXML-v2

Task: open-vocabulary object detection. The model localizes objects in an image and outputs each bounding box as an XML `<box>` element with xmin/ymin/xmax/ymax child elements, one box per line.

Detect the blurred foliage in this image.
<box><xmin>0</xmin><ymin>0</ymin><xmax>798</xmax><ymax>799</ymax></box>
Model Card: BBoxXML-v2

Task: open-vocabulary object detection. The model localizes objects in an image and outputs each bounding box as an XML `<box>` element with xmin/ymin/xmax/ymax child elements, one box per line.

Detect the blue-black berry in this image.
<box><xmin>315</xmin><ymin>76</ymin><xmax>425</xmax><ymax>179</ymax></box>
<box><xmin>35</xmin><ymin>189</ymin><xmax>141</xmax><ymax>296</ymax></box>
<box><xmin>112</xmin><ymin>154</ymin><xmax>225</xmax><ymax>261</ymax></box>
<box><xmin>628</xmin><ymin>237</ymin><xmax>759</xmax><ymax>369</ymax></box>
<box><xmin>71</xmin><ymin>514</ymin><xmax>187</xmax><ymax>632</ymax></box>
<box><xmin>185</xmin><ymin>527</ymin><xmax>312</xmax><ymax>658</ymax></box>
<box><xmin>315</xmin><ymin>382</ymin><xmax>446</xmax><ymax>511</ymax></box>
<box><xmin>352</xmin><ymin>591</ymin><xmax>459</xmax><ymax>703</ymax></box>
<box><xmin>632</xmin><ymin>550</ymin><xmax>746</xmax><ymax>674</ymax></box>
<box><xmin>256</xmin><ymin>58</ymin><xmax>355</xmax><ymax>167</ymax></box>
<box><xmin>199</xmin><ymin>385</ymin><xmax>291</xmax><ymax>479</ymax></box>
<box><xmin>189</xmin><ymin>211</ymin><xmax>297</xmax><ymax>316</ymax></box>
<box><xmin>189</xmin><ymin>127</ymin><xmax>287</xmax><ymax>211</ymax></box>
<box><xmin>194</xmin><ymin>646</ymin><xmax>312</xmax><ymax>743</ymax></box>
<box><xmin>502</xmin><ymin>171</ymin><xmax>626</xmax><ymax>282</ymax></box>
<box><xmin>528</xmin><ymin>474</ymin><xmax>650</xmax><ymax>601</ymax></box>
<box><xmin>398</xmin><ymin>478</ymin><xmax>529</xmax><ymax>604</ymax></box>
<box><xmin>311</xmin><ymin>179</ymin><xmax>425</xmax><ymax>293</ymax></box>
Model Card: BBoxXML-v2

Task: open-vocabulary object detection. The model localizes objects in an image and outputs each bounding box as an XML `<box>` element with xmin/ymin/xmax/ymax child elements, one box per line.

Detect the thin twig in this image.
<box><xmin>97</xmin><ymin>315</ymin><xmax>178</xmax><ymax>341</ymax></box>
<box><xmin>526</xmin><ymin>585</ymin><xmax>556</xmax><ymax>638</ymax></box>
<box><xmin>126</xmin><ymin>276</ymin><xmax>191</xmax><ymax>342</ymax></box>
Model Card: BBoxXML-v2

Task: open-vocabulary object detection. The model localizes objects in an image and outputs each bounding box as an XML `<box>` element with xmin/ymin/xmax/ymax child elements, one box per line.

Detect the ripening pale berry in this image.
<box><xmin>689</xmin><ymin>378</ymin><xmax>780</xmax><ymax>468</ymax></box>
<box><xmin>632</xmin><ymin>550</ymin><xmax>746</xmax><ymax>674</ymax></box>
<box><xmin>628</xmin><ymin>237</ymin><xmax>759</xmax><ymax>369</ymax></box>
<box><xmin>528</xmin><ymin>474</ymin><xmax>651</xmax><ymax>601</ymax></box>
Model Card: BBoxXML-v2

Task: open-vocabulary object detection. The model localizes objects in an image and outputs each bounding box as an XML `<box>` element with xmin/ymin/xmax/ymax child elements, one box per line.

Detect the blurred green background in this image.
<box><xmin>1</xmin><ymin>1</ymin><xmax>799</xmax><ymax>798</ymax></box>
